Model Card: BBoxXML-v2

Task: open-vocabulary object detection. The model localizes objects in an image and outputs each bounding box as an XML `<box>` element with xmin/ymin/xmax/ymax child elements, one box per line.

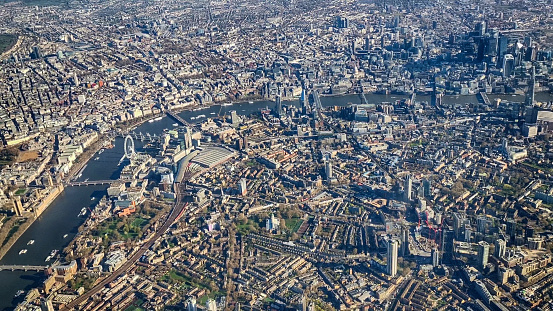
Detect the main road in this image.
<box><xmin>61</xmin><ymin>183</ymin><xmax>188</xmax><ymax>310</ymax></box>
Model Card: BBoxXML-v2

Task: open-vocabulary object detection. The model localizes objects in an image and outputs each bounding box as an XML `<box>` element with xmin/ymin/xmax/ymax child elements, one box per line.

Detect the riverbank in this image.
<box><xmin>0</xmin><ymin>184</ymin><xmax>63</xmax><ymax>261</ymax></box>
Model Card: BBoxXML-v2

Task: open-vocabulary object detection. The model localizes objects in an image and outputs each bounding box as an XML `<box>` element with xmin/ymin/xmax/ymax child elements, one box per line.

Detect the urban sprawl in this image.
<box><xmin>1</xmin><ymin>0</ymin><xmax>553</xmax><ymax>310</ymax></box>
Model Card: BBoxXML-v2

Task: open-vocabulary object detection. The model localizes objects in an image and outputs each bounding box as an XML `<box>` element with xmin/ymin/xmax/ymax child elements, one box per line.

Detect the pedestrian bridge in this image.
<box><xmin>0</xmin><ymin>265</ymin><xmax>48</xmax><ymax>271</ymax></box>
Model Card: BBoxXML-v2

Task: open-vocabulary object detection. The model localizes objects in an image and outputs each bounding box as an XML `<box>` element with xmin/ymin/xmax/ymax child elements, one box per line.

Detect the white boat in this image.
<box><xmin>27</xmin><ymin>240</ymin><xmax>34</xmax><ymax>245</ymax></box>
<box><xmin>50</xmin><ymin>249</ymin><xmax>58</xmax><ymax>257</ymax></box>
<box><xmin>45</xmin><ymin>255</ymin><xmax>52</xmax><ymax>262</ymax></box>
<box><xmin>90</xmin><ymin>197</ymin><xmax>95</xmax><ymax>201</ymax></box>
<box><xmin>248</xmin><ymin>101</ymin><xmax>254</xmax><ymax>104</ymax></box>
<box><xmin>14</xmin><ymin>290</ymin><xmax>24</xmax><ymax>298</ymax></box>
<box><xmin>94</xmin><ymin>157</ymin><xmax>99</xmax><ymax>160</ymax></box>
<box><xmin>19</xmin><ymin>249</ymin><xmax>27</xmax><ymax>255</ymax></box>
<box><xmin>98</xmin><ymin>149</ymin><xmax>104</xmax><ymax>154</ymax></box>
<box><xmin>63</xmin><ymin>234</ymin><xmax>68</xmax><ymax>238</ymax></box>
<box><xmin>210</xmin><ymin>112</ymin><xmax>216</xmax><ymax>115</ymax></box>
<box><xmin>78</xmin><ymin>207</ymin><xmax>87</xmax><ymax>217</ymax></box>
<box><xmin>154</xmin><ymin>116</ymin><xmax>163</xmax><ymax>121</ymax></box>
<box><xmin>221</xmin><ymin>102</ymin><xmax>232</xmax><ymax>106</ymax></box>
<box><xmin>196</xmin><ymin>114</ymin><xmax>206</xmax><ymax>119</ymax></box>
<box><xmin>172</xmin><ymin>123</ymin><xmax>178</xmax><ymax>126</ymax></box>
<box><xmin>148</xmin><ymin>119</ymin><xmax>154</xmax><ymax>123</ymax></box>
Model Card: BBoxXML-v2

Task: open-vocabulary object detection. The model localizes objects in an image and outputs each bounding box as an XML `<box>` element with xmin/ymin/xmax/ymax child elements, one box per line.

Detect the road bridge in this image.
<box><xmin>67</xmin><ymin>180</ymin><xmax>116</xmax><ymax>187</ymax></box>
<box><xmin>0</xmin><ymin>265</ymin><xmax>48</xmax><ymax>272</ymax></box>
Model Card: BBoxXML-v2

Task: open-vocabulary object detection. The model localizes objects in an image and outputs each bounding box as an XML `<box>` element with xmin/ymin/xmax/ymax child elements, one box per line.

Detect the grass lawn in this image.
<box><xmin>285</xmin><ymin>218</ymin><xmax>303</xmax><ymax>233</ymax></box>
<box><xmin>0</xmin><ymin>34</ymin><xmax>16</xmax><ymax>54</ymax></box>
<box><xmin>14</xmin><ymin>188</ymin><xmax>26</xmax><ymax>196</ymax></box>
<box><xmin>198</xmin><ymin>290</ymin><xmax>226</xmax><ymax>305</ymax></box>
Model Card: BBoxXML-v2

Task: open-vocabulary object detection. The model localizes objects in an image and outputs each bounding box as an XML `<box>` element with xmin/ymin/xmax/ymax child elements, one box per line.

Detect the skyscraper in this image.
<box><xmin>525</xmin><ymin>66</ymin><xmax>535</xmax><ymax>108</ymax></box>
<box><xmin>275</xmin><ymin>94</ymin><xmax>282</xmax><ymax>117</ymax></box>
<box><xmin>404</xmin><ymin>174</ymin><xmax>412</xmax><ymax>202</ymax></box>
<box><xmin>422</xmin><ymin>179</ymin><xmax>432</xmax><ymax>198</ymax></box>
<box><xmin>325</xmin><ymin>161</ymin><xmax>333</xmax><ymax>180</ymax></box>
<box><xmin>300</xmin><ymin>88</ymin><xmax>308</xmax><ymax>115</ymax></box>
<box><xmin>387</xmin><ymin>239</ymin><xmax>399</xmax><ymax>277</ymax></box>
<box><xmin>506</xmin><ymin>219</ymin><xmax>516</xmax><ymax>244</ymax></box>
<box><xmin>432</xmin><ymin>247</ymin><xmax>439</xmax><ymax>267</ymax></box>
<box><xmin>494</xmin><ymin>239</ymin><xmax>506</xmax><ymax>259</ymax></box>
<box><xmin>502</xmin><ymin>54</ymin><xmax>515</xmax><ymax>77</ymax></box>
<box><xmin>400</xmin><ymin>227</ymin><xmax>409</xmax><ymax>257</ymax></box>
<box><xmin>453</xmin><ymin>213</ymin><xmax>464</xmax><ymax>239</ymax></box>
<box><xmin>477</xmin><ymin>216</ymin><xmax>487</xmax><ymax>235</ymax></box>
<box><xmin>477</xmin><ymin>241</ymin><xmax>489</xmax><ymax>269</ymax></box>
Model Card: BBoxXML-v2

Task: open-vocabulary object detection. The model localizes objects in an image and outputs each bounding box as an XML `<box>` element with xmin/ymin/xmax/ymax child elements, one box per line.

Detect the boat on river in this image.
<box><xmin>27</xmin><ymin>240</ymin><xmax>34</xmax><ymax>245</ymax></box>
<box><xmin>19</xmin><ymin>249</ymin><xmax>27</xmax><ymax>255</ymax></box>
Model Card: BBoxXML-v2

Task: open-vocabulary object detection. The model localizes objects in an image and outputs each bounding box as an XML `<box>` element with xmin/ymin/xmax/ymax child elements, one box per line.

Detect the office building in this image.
<box><xmin>432</xmin><ymin>247</ymin><xmax>439</xmax><ymax>267</ymax></box>
<box><xmin>494</xmin><ymin>239</ymin><xmax>506</xmax><ymax>259</ymax></box>
<box><xmin>275</xmin><ymin>94</ymin><xmax>282</xmax><ymax>117</ymax></box>
<box><xmin>477</xmin><ymin>241</ymin><xmax>489</xmax><ymax>269</ymax></box>
<box><xmin>503</xmin><ymin>54</ymin><xmax>514</xmax><ymax>77</ymax></box>
<box><xmin>476</xmin><ymin>216</ymin><xmax>487</xmax><ymax>236</ymax></box>
<box><xmin>387</xmin><ymin>239</ymin><xmax>399</xmax><ymax>277</ymax></box>
<box><xmin>404</xmin><ymin>174</ymin><xmax>412</xmax><ymax>202</ymax></box>
<box><xmin>422</xmin><ymin>179</ymin><xmax>432</xmax><ymax>198</ymax></box>
<box><xmin>325</xmin><ymin>161</ymin><xmax>333</xmax><ymax>180</ymax></box>
<box><xmin>453</xmin><ymin>213</ymin><xmax>464</xmax><ymax>239</ymax></box>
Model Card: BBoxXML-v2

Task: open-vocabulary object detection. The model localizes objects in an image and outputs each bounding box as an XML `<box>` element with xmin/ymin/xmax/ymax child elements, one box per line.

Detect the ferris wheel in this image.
<box><xmin>124</xmin><ymin>135</ymin><xmax>135</xmax><ymax>159</ymax></box>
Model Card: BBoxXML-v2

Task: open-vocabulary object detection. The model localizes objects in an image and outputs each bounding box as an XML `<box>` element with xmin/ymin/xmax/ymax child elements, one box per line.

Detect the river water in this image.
<box><xmin>1</xmin><ymin>92</ymin><xmax>553</xmax><ymax>309</ymax></box>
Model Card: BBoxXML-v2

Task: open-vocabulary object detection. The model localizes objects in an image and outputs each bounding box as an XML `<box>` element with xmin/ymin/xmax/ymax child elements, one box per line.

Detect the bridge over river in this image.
<box><xmin>0</xmin><ymin>265</ymin><xmax>48</xmax><ymax>272</ymax></box>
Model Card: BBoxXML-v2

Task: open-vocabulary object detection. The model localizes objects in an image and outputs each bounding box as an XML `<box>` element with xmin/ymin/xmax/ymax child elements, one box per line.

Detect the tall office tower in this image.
<box><xmin>494</xmin><ymin>239</ymin><xmax>506</xmax><ymax>258</ymax></box>
<box><xmin>502</xmin><ymin>54</ymin><xmax>515</xmax><ymax>77</ymax></box>
<box><xmin>404</xmin><ymin>174</ymin><xmax>412</xmax><ymax>202</ymax></box>
<box><xmin>477</xmin><ymin>216</ymin><xmax>487</xmax><ymax>235</ymax></box>
<box><xmin>475</xmin><ymin>21</ymin><xmax>487</xmax><ymax>36</ymax></box>
<box><xmin>422</xmin><ymin>179</ymin><xmax>432</xmax><ymax>198</ymax></box>
<box><xmin>432</xmin><ymin>247</ymin><xmax>439</xmax><ymax>267</ymax></box>
<box><xmin>206</xmin><ymin>299</ymin><xmax>217</xmax><ymax>311</ymax></box>
<box><xmin>506</xmin><ymin>219</ymin><xmax>516</xmax><ymax>244</ymax></box>
<box><xmin>325</xmin><ymin>160</ymin><xmax>333</xmax><ymax>180</ymax></box>
<box><xmin>453</xmin><ymin>213</ymin><xmax>464</xmax><ymax>239</ymax></box>
<box><xmin>187</xmin><ymin>297</ymin><xmax>197</xmax><ymax>311</ymax></box>
<box><xmin>300</xmin><ymin>88</ymin><xmax>308</xmax><ymax>115</ymax></box>
<box><xmin>442</xmin><ymin>229</ymin><xmax>455</xmax><ymax>262</ymax></box>
<box><xmin>239</xmin><ymin>178</ymin><xmax>247</xmax><ymax>196</ymax></box>
<box><xmin>525</xmin><ymin>66</ymin><xmax>535</xmax><ymax>108</ymax></box>
<box><xmin>275</xmin><ymin>94</ymin><xmax>282</xmax><ymax>117</ymax></box>
<box><xmin>464</xmin><ymin>224</ymin><xmax>472</xmax><ymax>243</ymax></box>
<box><xmin>400</xmin><ymin>227</ymin><xmax>409</xmax><ymax>257</ymax></box>
<box><xmin>498</xmin><ymin>35</ymin><xmax>509</xmax><ymax>60</ymax></box>
<box><xmin>364</xmin><ymin>36</ymin><xmax>370</xmax><ymax>51</ymax></box>
<box><xmin>387</xmin><ymin>239</ymin><xmax>399</xmax><ymax>277</ymax></box>
<box><xmin>477</xmin><ymin>241</ymin><xmax>490</xmax><ymax>269</ymax></box>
